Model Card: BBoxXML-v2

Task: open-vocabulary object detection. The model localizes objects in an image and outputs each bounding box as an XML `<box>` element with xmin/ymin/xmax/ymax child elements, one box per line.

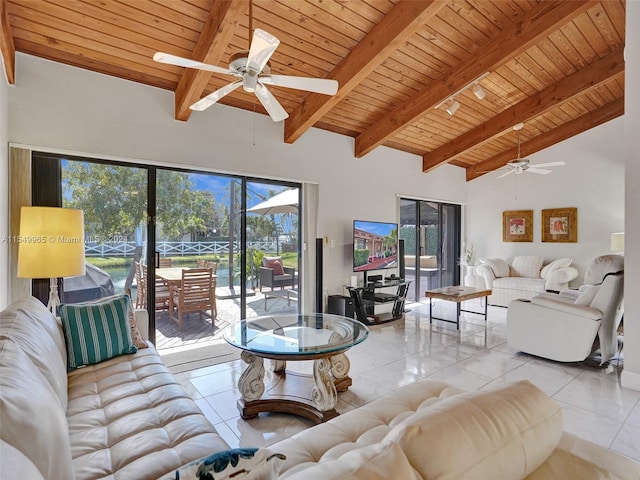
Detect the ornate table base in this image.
<box><xmin>237</xmin><ymin>351</ymin><xmax>352</xmax><ymax>424</ymax></box>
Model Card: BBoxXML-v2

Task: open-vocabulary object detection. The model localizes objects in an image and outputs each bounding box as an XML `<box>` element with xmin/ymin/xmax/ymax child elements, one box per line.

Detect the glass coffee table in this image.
<box><xmin>224</xmin><ymin>313</ymin><xmax>369</xmax><ymax>423</ymax></box>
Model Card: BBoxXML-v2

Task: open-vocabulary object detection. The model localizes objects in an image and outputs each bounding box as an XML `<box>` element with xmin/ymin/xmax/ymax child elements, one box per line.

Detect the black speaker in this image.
<box><xmin>315</xmin><ymin>238</ymin><xmax>323</xmax><ymax>312</ymax></box>
<box><xmin>327</xmin><ymin>295</ymin><xmax>355</xmax><ymax>318</ymax></box>
<box><xmin>399</xmin><ymin>239</ymin><xmax>405</xmax><ymax>280</ymax></box>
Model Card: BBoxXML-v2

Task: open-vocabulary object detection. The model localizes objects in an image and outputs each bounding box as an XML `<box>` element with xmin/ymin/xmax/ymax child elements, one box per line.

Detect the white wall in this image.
<box><xmin>621</xmin><ymin>0</ymin><xmax>640</xmax><ymax>391</ymax></box>
<box><xmin>0</xmin><ymin>55</ymin><xmax>9</xmax><ymax>310</ymax></box>
<box><xmin>467</xmin><ymin>117</ymin><xmax>625</xmax><ymax>283</ymax></box>
<box><xmin>7</xmin><ymin>53</ymin><xmax>466</xmax><ymax>298</ymax></box>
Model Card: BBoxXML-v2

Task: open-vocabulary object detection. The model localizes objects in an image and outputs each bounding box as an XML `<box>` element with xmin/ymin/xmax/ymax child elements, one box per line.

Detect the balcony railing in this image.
<box><xmin>84</xmin><ymin>241</ymin><xmax>280</xmax><ymax>257</ymax></box>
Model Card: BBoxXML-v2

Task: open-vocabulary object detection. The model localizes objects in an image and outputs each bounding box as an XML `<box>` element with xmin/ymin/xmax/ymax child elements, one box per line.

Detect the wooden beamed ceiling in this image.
<box><xmin>3</xmin><ymin>0</ymin><xmax>626</xmax><ymax>180</ymax></box>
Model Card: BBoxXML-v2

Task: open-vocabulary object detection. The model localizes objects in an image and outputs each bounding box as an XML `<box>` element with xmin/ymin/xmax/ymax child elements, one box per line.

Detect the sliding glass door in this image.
<box><xmin>399</xmin><ymin>198</ymin><xmax>461</xmax><ymax>302</ymax></box>
<box><xmin>37</xmin><ymin>151</ymin><xmax>302</xmax><ymax>352</ymax></box>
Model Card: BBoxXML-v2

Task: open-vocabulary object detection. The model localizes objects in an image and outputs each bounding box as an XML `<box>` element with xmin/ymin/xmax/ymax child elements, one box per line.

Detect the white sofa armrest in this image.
<box><xmin>544</xmin><ymin>267</ymin><xmax>579</xmax><ymax>291</ymax></box>
<box><xmin>476</xmin><ymin>264</ymin><xmax>496</xmax><ymax>289</ymax></box>
<box><xmin>134</xmin><ymin>308</ymin><xmax>149</xmax><ymax>340</ymax></box>
<box><xmin>531</xmin><ymin>295</ymin><xmax>602</xmax><ymax>320</ymax></box>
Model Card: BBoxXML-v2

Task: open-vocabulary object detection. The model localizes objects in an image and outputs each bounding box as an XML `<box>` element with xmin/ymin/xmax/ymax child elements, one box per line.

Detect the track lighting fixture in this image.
<box><xmin>446</xmin><ymin>99</ymin><xmax>460</xmax><ymax>116</ymax></box>
<box><xmin>472</xmin><ymin>83</ymin><xmax>486</xmax><ymax>100</ymax></box>
<box><xmin>434</xmin><ymin>71</ymin><xmax>490</xmax><ymax>116</ymax></box>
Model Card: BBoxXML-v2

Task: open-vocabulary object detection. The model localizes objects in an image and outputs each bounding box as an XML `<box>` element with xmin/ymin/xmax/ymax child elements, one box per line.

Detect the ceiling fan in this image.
<box><xmin>153</xmin><ymin>24</ymin><xmax>338</xmax><ymax>122</ymax></box>
<box><xmin>496</xmin><ymin>123</ymin><xmax>565</xmax><ymax>179</ymax></box>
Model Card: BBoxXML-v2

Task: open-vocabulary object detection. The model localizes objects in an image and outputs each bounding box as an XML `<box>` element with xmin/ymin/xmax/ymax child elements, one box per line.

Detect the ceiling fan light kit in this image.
<box><xmin>154</xmin><ymin>26</ymin><xmax>338</xmax><ymax>122</ymax></box>
<box><xmin>496</xmin><ymin>123</ymin><xmax>566</xmax><ymax>179</ymax></box>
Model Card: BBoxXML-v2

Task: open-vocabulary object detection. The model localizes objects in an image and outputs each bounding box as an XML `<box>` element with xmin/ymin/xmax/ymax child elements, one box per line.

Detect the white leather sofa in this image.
<box><xmin>2</xmin><ymin>296</ymin><xmax>638</xmax><ymax>479</ymax></box>
<box><xmin>0</xmin><ymin>296</ymin><xmax>229</xmax><ymax>480</ymax></box>
<box><xmin>477</xmin><ymin>256</ymin><xmax>578</xmax><ymax>306</ymax></box>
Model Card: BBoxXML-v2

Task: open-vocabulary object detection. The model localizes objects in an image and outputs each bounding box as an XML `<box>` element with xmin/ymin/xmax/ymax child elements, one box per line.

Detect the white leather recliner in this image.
<box><xmin>507</xmin><ymin>255</ymin><xmax>624</xmax><ymax>364</ymax></box>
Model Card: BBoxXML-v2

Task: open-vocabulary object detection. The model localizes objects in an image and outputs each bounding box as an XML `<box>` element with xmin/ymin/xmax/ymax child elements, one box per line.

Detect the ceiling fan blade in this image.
<box><xmin>530</xmin><ymin>161</ymin><xmax>565</xmax><ymax>168</ymax></box>
<box><xmin>261</xmin><ymin>75</ymin><xmax>338</xmax><ymax>95</ymax></box>
<box><xmin>526</xmin><ymin>168</ymin><xmax>552</xmax><ymax>175</ymax></box>
<box><xmin>153</xmin><ymin>52</ymin><xmax>232</xmax><ymax>76</ymax></box>
<box><xmin>255</xmin><ymin>84</ymin><xmax>289</xmax><ymax>121</ymax></box>
<box><xmin>190</xmin><ymin>81</ymin><xmax>242</xmax><ymax>111</ymax></box>
<box><xmin>497</xmin><ymin>169</ymin><xmax>515</xmax><ymax>179</ymax></box>
<box><xmin>247</xmin><ymin>28</ymin><xmax>280</xmax><ymax>74</ymax></box>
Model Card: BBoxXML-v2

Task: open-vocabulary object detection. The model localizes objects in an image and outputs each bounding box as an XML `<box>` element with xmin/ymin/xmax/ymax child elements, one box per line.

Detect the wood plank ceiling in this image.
<box><xmin>1</xmin><ymin>0</ymin><xmax>625</xmax><ymax>180</ymax></box>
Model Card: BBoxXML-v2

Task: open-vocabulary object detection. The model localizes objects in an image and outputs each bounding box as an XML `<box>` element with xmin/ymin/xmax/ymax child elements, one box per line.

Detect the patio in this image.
<box><xmin>154</xmin><ymin>288</ymin><xmax>298</xmax><ymax>352</ymax></box>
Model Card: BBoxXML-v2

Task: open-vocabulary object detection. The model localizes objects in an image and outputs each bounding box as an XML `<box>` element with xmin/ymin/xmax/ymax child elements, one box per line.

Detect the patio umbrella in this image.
<box><xmin>247</xmin><ymin>189</ymin><xmax>299</xmax><ymax>215</ymax></box>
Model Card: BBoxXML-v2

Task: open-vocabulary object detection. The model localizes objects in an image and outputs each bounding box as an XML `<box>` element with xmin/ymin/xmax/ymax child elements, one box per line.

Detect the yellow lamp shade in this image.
<box><xmin>17</xmin><ymin>207</ymin><xmax>86</xmax><ymax>279</ymax></box>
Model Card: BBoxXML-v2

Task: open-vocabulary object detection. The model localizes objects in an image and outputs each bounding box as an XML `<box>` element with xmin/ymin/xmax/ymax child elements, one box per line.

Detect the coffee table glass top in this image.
<box><xmin>224</xmin><ymin>313</ymin><xmax>369</xmax><ymax>357</ymax></box>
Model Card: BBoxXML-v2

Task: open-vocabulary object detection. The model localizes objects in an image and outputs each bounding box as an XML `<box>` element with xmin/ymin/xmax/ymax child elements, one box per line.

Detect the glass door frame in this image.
<box><xmin>399</xmin><ymin>197</ymin><xmax>461</xmax><ymax>302</ymax></box>
<box><xmin>34</xmin><ymin>150</ymin><xmax>301</xmax><ymax>346</ymax></box>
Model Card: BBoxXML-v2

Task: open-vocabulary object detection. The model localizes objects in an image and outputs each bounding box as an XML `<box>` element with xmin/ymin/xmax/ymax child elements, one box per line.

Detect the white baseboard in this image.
<box><xmin>621</xmin><ymin>369</ymin><xmax>640</xmax><ymax>392</ymax></box>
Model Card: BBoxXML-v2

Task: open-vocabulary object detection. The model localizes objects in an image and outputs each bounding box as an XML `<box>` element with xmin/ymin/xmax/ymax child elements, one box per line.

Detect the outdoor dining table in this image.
<box><xmin>155</xmin><ymin>267</ymin><xmax>217</xmax><ymax>287</ymax></box>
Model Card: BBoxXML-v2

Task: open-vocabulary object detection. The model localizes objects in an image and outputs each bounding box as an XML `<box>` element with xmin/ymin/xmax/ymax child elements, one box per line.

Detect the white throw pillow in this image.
<box><xmin>540</xmin><ymin>258</ymin><xmax>572</xmax><ymax>279</ymax></box>
<box><xmin>479</xmin><ymin>258</ymin><xmax>510</xmax><ymax>278</ymax></box>
<box><xmin>511</xmin><ymin>256</ymin><xmax>544</xmax><ymax>278</ymax></box>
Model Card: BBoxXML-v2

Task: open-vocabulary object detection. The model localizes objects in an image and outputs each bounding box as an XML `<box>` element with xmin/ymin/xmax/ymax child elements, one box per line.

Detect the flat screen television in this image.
<box><xmin>353</xmin><ymin>220</ymin><xmax>398</xmax><ymax>272</ymax></box>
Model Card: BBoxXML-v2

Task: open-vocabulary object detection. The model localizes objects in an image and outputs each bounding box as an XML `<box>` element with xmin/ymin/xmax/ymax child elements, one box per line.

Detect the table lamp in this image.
<box><xmin>17</xmin><ymin>206</ymin><xmax>86</xmax><ymax>313</ymax></box>
<box><xmin>610</xmin><ymin>232</ymin><xmax>624</xmax><ymax>254</ymax></box>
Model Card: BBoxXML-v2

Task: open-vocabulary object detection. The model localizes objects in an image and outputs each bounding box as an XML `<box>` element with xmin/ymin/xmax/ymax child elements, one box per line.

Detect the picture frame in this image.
<box><xmin>502</xmin><ymin>210</ymin><xmax>533</xmax><ymax>242</ymax></box>
<box><xmin>541</xmin><ymin>207</ymin><xmax>577</xmax><ymax>243</ymax></box>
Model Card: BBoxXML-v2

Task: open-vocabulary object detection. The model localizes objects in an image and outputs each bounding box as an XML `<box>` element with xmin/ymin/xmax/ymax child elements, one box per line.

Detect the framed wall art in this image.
<box><xmin>541</xmin><ymin>207</ymin><xmax>577</xmax><ymax>243</ymax></box>
<box><xmin>503</xmin><ymin>210</ymin><xmax>533</xmax><ymax>242</ymax></box>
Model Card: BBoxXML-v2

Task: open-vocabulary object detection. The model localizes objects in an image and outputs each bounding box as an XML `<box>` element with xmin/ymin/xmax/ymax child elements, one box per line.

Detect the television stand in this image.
<box><xmin>347</xmin><ymin>280</ymin><xmax>410</xmax><ymax>325</ymax></box>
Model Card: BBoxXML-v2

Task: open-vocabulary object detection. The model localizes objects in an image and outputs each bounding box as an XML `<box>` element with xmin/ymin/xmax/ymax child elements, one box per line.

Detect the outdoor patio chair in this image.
<box><xmin>169</xmin><ymin>267</ymin><xmax>216</xmax><ymax>329</ymax></box>
<box><xmin>159</xmin><ymin>257</ymin><xmax>172</xmax><ymax>267</ymax></box>
<box><xmin>134</xmin><ymin>261</ymin><xmax>146</xmax><ymax>309</ymax></box>
<box><xmin>259</xmin><ymin>256</ymin><xmax>296</xmax><ymax>292</ymax></box>
<box><xmin>142</xmin><ymin>263</ymin><xmax>171</xmax><ymax>312</ymax></box>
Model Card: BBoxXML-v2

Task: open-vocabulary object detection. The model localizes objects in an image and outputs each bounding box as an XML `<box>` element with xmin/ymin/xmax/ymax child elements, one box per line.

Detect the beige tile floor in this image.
<box><xmin>172</xmin><ymin>298</ymin><xmax>640</xmax><ymax>463</ymax></box>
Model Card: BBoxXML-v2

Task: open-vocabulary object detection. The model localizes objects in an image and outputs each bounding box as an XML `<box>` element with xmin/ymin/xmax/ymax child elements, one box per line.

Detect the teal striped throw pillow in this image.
<box><xmin>60</xmin><ymin>294</ymin><xmax>137</xmax><ymax>370</ymax></box>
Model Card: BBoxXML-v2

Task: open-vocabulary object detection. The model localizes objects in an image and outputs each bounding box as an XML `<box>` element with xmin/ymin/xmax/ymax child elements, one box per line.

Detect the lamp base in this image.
<box><xmin>47</xmin><ymin>277</ymin><xmax>61</xmax><ymax>315</ymax></box>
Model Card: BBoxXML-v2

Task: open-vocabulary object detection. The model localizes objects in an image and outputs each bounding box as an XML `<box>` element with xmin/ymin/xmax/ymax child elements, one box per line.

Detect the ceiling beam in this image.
<box><xmin>422</xmin><ymin>48</ymin><xmax>624</xmax><ymax>173</ymax></box>
<box><xmin>174</xmin><ymin>0</ymin><xmax>245</xmax><ymax>121</ymax></box>
<box><xmin>466</xmin><ymin>97</ymin><xmax>624</xmax><ymax>182</ymax></box>
<box><xmin>354</xmin><ymin>0</ymin><xmax>596</xmax><ymax>158</ymax></box>
<box><xmin>283</xmin><ymin>0</ymin><xmax>446</xmax><ymax>145</ymax></box>
<box><xmin>1</xmin><ymin>0</ymin><xmax>15</xmax><ymax>85</ymax></box>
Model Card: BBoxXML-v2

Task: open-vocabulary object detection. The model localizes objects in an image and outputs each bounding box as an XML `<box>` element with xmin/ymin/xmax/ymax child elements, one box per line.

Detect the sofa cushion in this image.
<box><xmin>60</xmin><ymin>294</ymin><xmax>137</xmax><ymax>370</ymax></box>
<box><xmin>540</xmin><ymin>258</ymin><xmax>572</xmax><ymax>279</ymax></box>
<box><xmin>282</xmin><ymin>441</ymin><xmax>422</xmax><ymax>480</ymax></box>
<box><xmin>165</xmin><ymin>448</ymin><xmax>286</xmax><ymax>480</ymax></box>
<box><xmin>512</xmin><ymin>256</ymin><xmax>544</xmax><ymax>278</ymax></box>
<box><xmin>479</xmin><ymin>257</ymin><xmax>510</xmax><ymax>277</ymax></box>
<box><xmin>494</xmin><ymin>276</ymin><xmax>546</xmax><ymax>293</ymax></box>
<box><xmin>0</xmin><ymin>340</ymin><xmax>75</xmax><ymax>480</ymax></box>
<box><xmin>0</xmin><ymin>296</ymin><xmax>68</xmax><ymax>407</ymax></box>
<box><xmin>575</xmin><ymin>284</ymin><xmax>600</xmax><ymax>306</ymax></box>
<box><xmin>264</xmin><ymin>256</ymin><xmax>285</xmax><ymax>275</ymax></box>
<box><xmin>0</xmin><ymin>440</ymin><xmax>46</xmax><ymax>480</ymax></box>
<box><xmin>67</xmin><ymin>346</ymin><xmax>230</xmax><ymax>480</ymax></box>
<box><xmin>383</xmin><ymin>380</ymin><xmax>563</xmax><ymax>480</ymax></box>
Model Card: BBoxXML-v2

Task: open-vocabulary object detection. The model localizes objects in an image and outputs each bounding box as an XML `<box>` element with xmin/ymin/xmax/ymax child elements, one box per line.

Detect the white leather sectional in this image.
<box><xmin>2</xmin><ymin>296</ymin><xmax>638</xmax><ymax>479</ymax></box>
